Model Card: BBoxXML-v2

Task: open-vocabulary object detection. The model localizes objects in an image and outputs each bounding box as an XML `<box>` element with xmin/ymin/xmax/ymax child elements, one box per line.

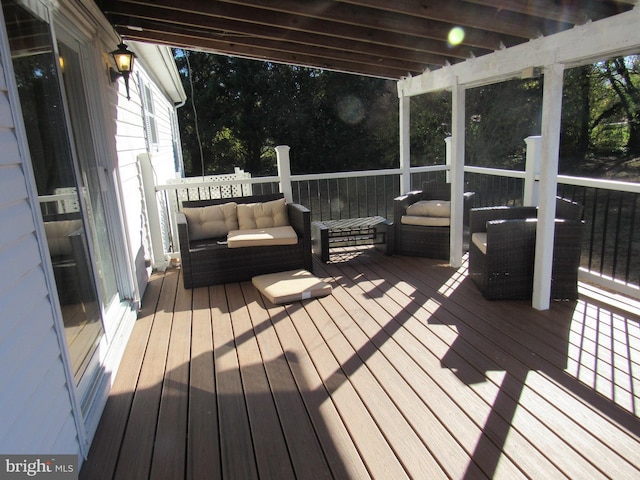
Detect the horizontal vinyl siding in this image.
<box><xmin>114</xmin><ymin>76</ymin><xmax>149</xmax><ymax>297</ymax></box>
<box><xmin>0</xmin><ymin>57</ymin><xmax>80</xmax><ymax>456</ymax></box>
<box><xmin>116</xmin><ymin>63</ymin><xmax>181</xmax><ymax>294</ymax></box>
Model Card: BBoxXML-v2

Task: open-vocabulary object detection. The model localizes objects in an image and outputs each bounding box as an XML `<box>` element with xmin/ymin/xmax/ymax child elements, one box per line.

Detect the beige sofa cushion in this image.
<box><xmin>252</xmin><ymin>269</ymin><xmax>332</xmax><ymax>304</ymax></box>
<box><xmin>401</xmin><ymin>215</ymin><xmax>450</xmax><ymax>227</ymax></box>
<box><xmin>227</xmin><ymin>225</ymin><xmax>298</xmax><ymax>248</ymax></box>
<box><xmin>472</xmin><ymin>232</ymin><xmax>487</xmax><ymax>254</ymax></box>
<box><xmin>406</xmin><ymin>200</ymin><xmax>451</xmax><ymax>218</ymax></box>
<box><xmin>183</xmin><ymin>202</ymin><xmax>238</xmax><ymax>240</ymax></box>
<box><xmin>237</xmin><ymin>198</ymin><xmax>289</xmax><ymax>230</ymax></box>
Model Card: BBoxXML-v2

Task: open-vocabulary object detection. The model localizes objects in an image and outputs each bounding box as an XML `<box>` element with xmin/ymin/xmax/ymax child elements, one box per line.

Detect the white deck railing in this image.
<box><xmin>147</xmin><ymin>142</ymin><xmax>640</xmax><ymax>299</ymax></box>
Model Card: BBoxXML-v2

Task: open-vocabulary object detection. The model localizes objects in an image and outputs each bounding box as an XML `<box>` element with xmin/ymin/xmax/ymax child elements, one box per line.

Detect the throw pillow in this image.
<box><xmin>183</xmin><ymin>202</ymin><xmax>238</xmax><ymax>240</ymax></box>
<box><xmin>237</xmin><ymin>197</ymin><xmax>289</xmax><ymax>230</ymax></box>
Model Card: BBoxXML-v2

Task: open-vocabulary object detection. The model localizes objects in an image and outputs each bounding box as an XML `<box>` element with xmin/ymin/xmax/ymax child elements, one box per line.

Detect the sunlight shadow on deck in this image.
<box><xmin>326</xmin><ymin>248</ymin><xmax>640</xmax><ymax>479</ymax></box>
<box><xmin>566</xmin><ymin>295</ymin><xmax>640</xmax><ymax>416</ymax></box>
<box><xmin>82</xmin><ymin>252</ymin><xmax>640</xmax><ymax>480</ymax></box>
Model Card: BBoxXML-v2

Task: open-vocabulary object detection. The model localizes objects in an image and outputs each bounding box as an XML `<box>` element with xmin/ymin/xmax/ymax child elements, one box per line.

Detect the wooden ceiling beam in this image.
<box><xmin>108</xmin><ymin>0</ymin><xmax>493</xmax><ymax>58</ymax></box>
<box><xmin>120</xmin><ymin>28</ymin><xmax>412</xmax><ymax>78</ymax></box>
<box><xmin>215</xmin><ymin>0</ymin><xmax>524</xmax><ymax>49</ymax></box>
<box><xmin>114</xmin><ymin>18</ymin><xmax>434</xmax><ymax>73</ymax></box>
<box><xmin>459</xmin><ymin>0</ymin><xmax>598</xmax><ymax>24</ymax></box>
<box><xmin>339</xmin><ymin>0</ymin><xmax>571</xmax><ymax>37</ymax></box>
<box><xmin>107</xmin><ymin>8</ymin><xmax>463</xmax><ymax>66</ymax></box>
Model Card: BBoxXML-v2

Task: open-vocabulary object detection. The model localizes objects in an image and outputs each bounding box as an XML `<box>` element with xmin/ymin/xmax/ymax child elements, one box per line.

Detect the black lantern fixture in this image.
<box><xmin>109</xmin><ymin>43</ymin><xmax>136</xmax><ymax>100</ymax></box>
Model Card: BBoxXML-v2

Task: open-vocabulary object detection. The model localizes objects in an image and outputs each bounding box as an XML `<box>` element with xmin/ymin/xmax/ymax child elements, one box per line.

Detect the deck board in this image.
<box><xmin>211</xmin><ymin>284</ymin><xmax>258</xmax><ymax>480</ymax></box>
<box><xmin>240</xmin><ymin>282</ymin><xmax>334</xmax><ymax>480</ymax></box>
<box><xmin>81</xmin><ymin>248</ymin><xmax>640</xmax><ymax>479</ymax></box>
<box><xmin>112</xmin><ymin>268</ymin><xmax>179</xmax><ymax>480</ymax></box>
<box><xmin>186</xmin><ymin>286</ymin><xmax>220</xmax><ymax>480</ymax></box>
<box><xmin>226</xmin><ymin>282</ymin><xmax>297</xmax><ymax>480</ymax></box>
<box><xmin>260</xmin><ymin>291</ymin><xmax>372</xmax><ymax>479</ymax></box>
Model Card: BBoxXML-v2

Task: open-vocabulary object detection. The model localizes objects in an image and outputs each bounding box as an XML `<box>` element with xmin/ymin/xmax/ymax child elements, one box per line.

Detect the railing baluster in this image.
<box><xmin>588</xmin><ymin>188</ymin><xmax>598</xmax><ymax>273</ymax></box>
<box><xmin>625</xmin><ymin>194</ymin><xmax>638</xmax><ymax>284</ymax></box>
<box><xmin>599</xmin><ymin>190</ymin><xmax>611</xmax><ymax>276</ymax></box>
<box><xmin>612</xmin><ymin>191</ymin><xmax>624</xmax><ymax>279</ymax></box>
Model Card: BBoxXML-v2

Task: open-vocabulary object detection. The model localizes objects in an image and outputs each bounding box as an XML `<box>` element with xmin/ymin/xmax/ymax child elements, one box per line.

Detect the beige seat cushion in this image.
<box><xmin>183</xmin><ymin>202</ymin><xmax>238</xmax><ymax>240</ymax></box>
<box><xmin>406</xmin><ymin>200</ymin><xmax>451</xmax><ymax>218</ymax></box>
<box><xmin>227</xmin><ymin>225</ymin><xmax>298</xmax><ymax>248</ymax></box>
<box><xmin>401</xmin><ymin>215</ymin><xmax>450</xmax><ymax>227</ymax></box>
<box><xmin>237</xmin><ymin>198</ymin><xmax>289</xmax><ymax>230</ymax></box>
<box><xmin>471</xmin><ymin>232</ymin><xmax>487</xmax><ymax>254</ymax></box>
<box><xmin>252</xmin><ymin>269</ymin><xmax>332</xmax><ymax>304</ymax></box>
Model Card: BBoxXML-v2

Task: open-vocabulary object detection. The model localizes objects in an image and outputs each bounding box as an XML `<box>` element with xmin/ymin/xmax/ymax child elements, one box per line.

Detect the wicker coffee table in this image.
<box><xmin>312</xmin><ymin>216</ymin><xmax>393</xmax><ymax>263</ymax></box>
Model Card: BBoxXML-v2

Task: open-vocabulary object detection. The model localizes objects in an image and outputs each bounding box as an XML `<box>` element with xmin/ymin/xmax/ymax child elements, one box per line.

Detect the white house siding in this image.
<box><xmin>115</xmin><ymin>55</ymin><xmax>184</xmax><ymax>295</ymax></box>
<box><xmin>137</xmin><ymin>65</ymin><xmax>184</xmax><ymax>256</ymax></box>
<box><xmin>0</xmin><ymin>31</ymin><xmax>81</xmax><ymax>457</ymax></box>
<box><xmin>113</xmin><ymin>86</ymin><xmax>151</xmax><ymax>297</ymax></box>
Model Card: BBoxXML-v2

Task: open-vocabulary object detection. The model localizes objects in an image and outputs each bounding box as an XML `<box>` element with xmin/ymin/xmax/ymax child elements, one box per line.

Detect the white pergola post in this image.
<box><xmin>532</xmin><ymin>64</ymin><xmax>565</xmax><ymax>310</ymax></box>
<box><xmin>275</xmin><ymin>145</ymin><xmax>293</xmax><ymax>202</ymax></box>
<box><xmin>139</xmin><ymin>152</ymin><xmax>167</xmax><ymax>271</ymax></box>
<box><xmin>399</xmin><ymin>94</ymin><xmax>411</xmax><ymax>194</ymax></box>
<box><xmin>449</xmin><ymin>82</ymin><xmax>465</xmax><ymax>268</ymax></box>
<box><xmin>524</xmin><ymin>135</ymin><xmax>541</xmax><ymax>206</ymax></box>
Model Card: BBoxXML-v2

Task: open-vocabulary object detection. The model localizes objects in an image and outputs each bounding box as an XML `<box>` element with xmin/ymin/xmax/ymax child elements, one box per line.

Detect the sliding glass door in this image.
<box><xmin>3</xmin><ymin>0</ymin><xmax>126</xmax><ymax>416</ymax></box>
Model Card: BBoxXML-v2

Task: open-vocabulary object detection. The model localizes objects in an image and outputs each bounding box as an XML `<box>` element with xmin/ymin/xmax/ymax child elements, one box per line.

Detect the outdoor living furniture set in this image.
<box><xmin>177</xmin><ymin>187</ymin><xmax>584</xmax><ymax>302</ymax></box>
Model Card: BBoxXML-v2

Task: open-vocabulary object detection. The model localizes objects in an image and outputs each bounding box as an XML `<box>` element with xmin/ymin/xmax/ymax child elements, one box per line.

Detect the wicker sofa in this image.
<box><xmin>177</xmin><ymin>193</ymin><xmax>312</xmax><ymax>289</ymax></box>
<box><xmin>393</xmin><ymin>182</ymin><xmax>475</xmax><ymax>259</ymax></box>
<box><xmin>468</xmin><ymin>197</ymin><xmax>584</xmax><ymax>300</ymax></box>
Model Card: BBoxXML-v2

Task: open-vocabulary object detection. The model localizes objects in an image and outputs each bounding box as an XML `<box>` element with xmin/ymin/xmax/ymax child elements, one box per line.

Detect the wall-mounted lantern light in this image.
<box><xmin>109</xmin><ymin>43</ymin><xmax>136</xmax><ymax>100</ymax></box>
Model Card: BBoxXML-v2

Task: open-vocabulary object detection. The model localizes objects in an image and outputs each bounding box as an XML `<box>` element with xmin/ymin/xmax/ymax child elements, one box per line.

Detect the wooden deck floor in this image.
<box><xmin>80</xmin><ymin>248</ymin><xmax>640</xmax><ymax>479</ymax></box>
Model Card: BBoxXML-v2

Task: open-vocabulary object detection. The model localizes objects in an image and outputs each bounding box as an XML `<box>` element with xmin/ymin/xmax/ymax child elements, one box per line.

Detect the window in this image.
<box><xmin>140</xmin><ymin>78</ymin><xmax>158</xmax><ymax>150</ymax></box>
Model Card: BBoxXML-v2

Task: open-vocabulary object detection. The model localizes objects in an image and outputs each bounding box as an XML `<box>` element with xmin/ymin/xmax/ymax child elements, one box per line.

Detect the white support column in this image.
<box><xmin>533</xmin><ymin>64</ymin><xmax>565</xmax><ymax>310</ymax></box>
<box><xmin>449</xmin><ymin>82</ymin><xmax>465</xmax><ymax>268</ymax></box>
<box><xmin>275</xmin><ymin>145</ymin><xmax>293</xmax><ymax>203</ymax></box>
<box><xmin>399</xmin><ymin>94</ymin><xmax>411</xmax><ymax>194</ymax></box>
<box><xmin>524</xmin><ymin>135</ymin><xmax>541</xmax><ymax>206</ymax></box>
<box><xmin>139</xmin><ymin>153</ymin><xmax>167</xmax><ymax>271</ymax></box>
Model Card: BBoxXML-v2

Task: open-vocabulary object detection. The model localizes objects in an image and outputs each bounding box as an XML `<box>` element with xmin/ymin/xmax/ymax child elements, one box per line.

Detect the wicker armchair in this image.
<box><xmin>393</xmin><ymin>182</ymin><xmax>475</xmax><ymax>259</ymax></box>
<box><xmin>468</xmin><ymin>197</ymin><xmax>584</xmax><ymax>300</ymax></box>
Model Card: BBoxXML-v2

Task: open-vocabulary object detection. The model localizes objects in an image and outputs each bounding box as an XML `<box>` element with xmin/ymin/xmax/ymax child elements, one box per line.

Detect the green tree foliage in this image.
<box><xmin>409</xmin><ymin>91</ymin><xmax>451</xmax><ymax>166</ymax></box>
<box><xmin>561</xmin><ymin>65</ymin><xmax>593</xmax><ymax>158</ymax></box>
<box><xmin>593</xmin><ymin>56</ymin><xmax>640</xmax><ymax>155</ymax></box>
<box><xmin>174</xmin><ymin>50</ymin><xmax>640</xmax><ymax>179</ymax></box>
<box><xmin>174</xmin><ymin>50</ymin><xmax>398</xmax><ymax>176</ymax></box>
<box><xmin>465</xmin><ymin>78</ymin><xmax>543</xmax><ymax>169</ymax></box>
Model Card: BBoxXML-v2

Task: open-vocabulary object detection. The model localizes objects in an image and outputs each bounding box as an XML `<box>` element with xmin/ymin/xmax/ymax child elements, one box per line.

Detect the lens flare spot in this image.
<box><xmin>336</xmin><ymin>95</ymin><xmax>365</xmax><ymax>125</ymax></box>
<box><xmin>448</xmin><ymin>27</ymin><xmax>465</xmax><ymax>47</ymax></box>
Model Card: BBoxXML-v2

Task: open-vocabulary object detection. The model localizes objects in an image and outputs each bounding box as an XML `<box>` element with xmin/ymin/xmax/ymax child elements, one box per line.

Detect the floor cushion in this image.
<box><xmin>252</xmin><ymin>269</ymin><xmax>332</xmax><ymax>304</ymax></box>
